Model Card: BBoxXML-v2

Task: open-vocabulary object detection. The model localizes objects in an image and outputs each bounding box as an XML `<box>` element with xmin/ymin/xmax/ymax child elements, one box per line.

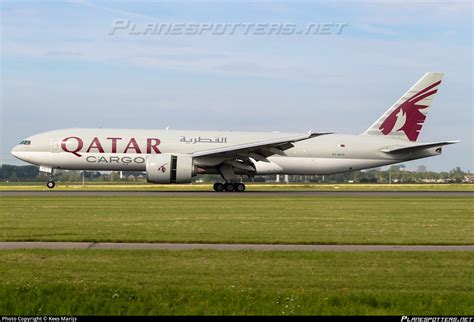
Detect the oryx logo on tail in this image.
<box><xmin>363</xmin><ymin>72</ymin><xmax>444</xmax><ymax>142</ymax></box>
<box><xmin>379</xmin><ymin>80</ymin><xmax>441</xmax><ymax>141</ymax></box>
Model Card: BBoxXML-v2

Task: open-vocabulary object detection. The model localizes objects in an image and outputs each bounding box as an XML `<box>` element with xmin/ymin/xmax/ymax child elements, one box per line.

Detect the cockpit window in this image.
<box><xmin>19</xmin><ymin>140</ymin><xmax>31</xmax><ymax>145</ymax></box>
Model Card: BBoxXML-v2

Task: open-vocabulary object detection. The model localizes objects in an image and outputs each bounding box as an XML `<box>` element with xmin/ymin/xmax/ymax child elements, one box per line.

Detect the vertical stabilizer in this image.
<box><xmin>363</xmin><ymin>72</ymin><xmax>443</xmax><ymax>141</ymax></box>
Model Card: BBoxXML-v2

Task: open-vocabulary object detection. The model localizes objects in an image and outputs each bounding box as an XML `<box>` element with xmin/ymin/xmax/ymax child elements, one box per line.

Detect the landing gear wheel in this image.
<box><xmin>235</xmin><ymin>183</ymin><xmax>246</xmax><ymax>192</ymax></box>
<box><xmin>224</xmin><ymin>183</ymin><xmax>235</xmax><ymax>192</ymax></box>
<box><xmin>46</xmin><ymin>181</ymin><xmax>56</xmax><ymax>189</ymax></box>
<box><xmin>213</xmin><ymin>182</ymin><xmax>224</xmax><ymax>192</ymax></box>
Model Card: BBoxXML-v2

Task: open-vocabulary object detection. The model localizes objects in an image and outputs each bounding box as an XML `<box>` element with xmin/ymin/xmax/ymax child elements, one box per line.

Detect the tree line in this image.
<box><xmin>0</xmin><ymin>164</ymin><xmax>471</xmax><ymax>183</ymax></box>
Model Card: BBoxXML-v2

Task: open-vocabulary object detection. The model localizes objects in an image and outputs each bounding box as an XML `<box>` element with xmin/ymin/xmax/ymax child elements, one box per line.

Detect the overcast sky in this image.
<box><xmin>1</xmin><ymin>0</ymin><xmax>472</xmax><ymax>171</ymax></box>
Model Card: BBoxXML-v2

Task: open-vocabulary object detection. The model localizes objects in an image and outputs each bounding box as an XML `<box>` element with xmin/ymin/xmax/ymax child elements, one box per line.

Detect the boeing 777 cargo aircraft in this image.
<box><xmin>11</xmin><ymin>72</ymin><xmax>459</xmax><ymax>191</ymax></box>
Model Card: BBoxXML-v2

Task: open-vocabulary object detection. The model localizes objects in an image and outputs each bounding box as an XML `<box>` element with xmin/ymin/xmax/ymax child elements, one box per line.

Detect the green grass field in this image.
<box><xmin>0</xmin><ymin>250</ymin><xmax>472</xmax><ymax>315</ymax></box>
<box><xmin>1</xmin><ymin>194</ymin><xmax>473</xmax><ymax>315</ymax></box>
<box><xmin>0</xmin><ymin>182</ymin><xmax>473</xmax><ymax>191</ymax></box>
<box><xmin>1</xmin><ymin>196</ymin><xmax>472</xmax><ymax>244</ymax></box>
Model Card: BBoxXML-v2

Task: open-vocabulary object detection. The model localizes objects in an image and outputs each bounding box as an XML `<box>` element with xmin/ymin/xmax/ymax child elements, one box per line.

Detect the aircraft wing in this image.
<box><xmin>192</xmin><ymin>131</ymin><xmax>333</xmax><ymax>161</ymax></box>
<box><xmin>380</xmin><ymin>140</ymin><xmax>460</xmax><ymax>154</ymax></box>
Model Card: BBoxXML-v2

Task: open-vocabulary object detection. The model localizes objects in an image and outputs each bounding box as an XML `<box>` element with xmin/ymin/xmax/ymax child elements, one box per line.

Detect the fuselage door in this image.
<box><xmin>51</xmin><ymin>139</ymin><xmax>61</xmax><ymax>153</ymax></box>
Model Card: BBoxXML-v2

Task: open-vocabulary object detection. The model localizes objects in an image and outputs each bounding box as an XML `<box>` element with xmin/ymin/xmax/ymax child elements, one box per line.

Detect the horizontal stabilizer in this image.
<box><xmin>380</xmin><ymin>141</ymin><xmax>460</xmax><ymax>154</ymax></box>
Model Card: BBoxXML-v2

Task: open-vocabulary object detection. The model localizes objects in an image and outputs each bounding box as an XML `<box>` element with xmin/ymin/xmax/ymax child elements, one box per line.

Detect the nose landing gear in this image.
<box><xmin>45</xmin><ymin>170</ymin><xmax>56</xmax><ymax>189</ymax></box>
<box><xmin>39</xmin><ymin>166</ymin><xmax>56</xmax><ymax>189</ymax></box>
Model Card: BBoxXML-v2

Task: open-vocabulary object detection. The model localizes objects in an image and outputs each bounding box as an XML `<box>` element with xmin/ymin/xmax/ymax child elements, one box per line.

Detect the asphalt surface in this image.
<box><xmin>0</xmin><ymin>242</ymin><xmax>472</xmax><ymax>251</ymax></box>
<box><xmin>1</xmin><ymin>190</ymin><xmax>472</xmax><ymax>197</ymax></box>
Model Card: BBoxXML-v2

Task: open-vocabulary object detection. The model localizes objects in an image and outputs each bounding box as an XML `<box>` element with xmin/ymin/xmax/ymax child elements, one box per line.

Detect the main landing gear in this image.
<box><xmin>214</xmin><ymin>163</ymin><xmax>247</xmax><ymax>192</ymax></box>
<box><xmin>213</xmin><ymin>182</ymin><xmax>246</xmax><ymax>192</ymax></box>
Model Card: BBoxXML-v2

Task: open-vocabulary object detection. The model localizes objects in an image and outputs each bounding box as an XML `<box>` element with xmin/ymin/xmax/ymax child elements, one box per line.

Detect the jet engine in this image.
<box><xmin>146</xmin><ymin>154</ymin><xmax>195</xmax><ymax>184</ymax></box>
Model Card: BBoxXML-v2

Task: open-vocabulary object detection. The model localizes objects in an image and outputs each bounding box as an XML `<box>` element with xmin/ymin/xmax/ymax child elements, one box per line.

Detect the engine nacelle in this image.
<box><xmin>146</xmin><ymin>154</ymin><xmax>194</xmax><ymax>184</ymax></box>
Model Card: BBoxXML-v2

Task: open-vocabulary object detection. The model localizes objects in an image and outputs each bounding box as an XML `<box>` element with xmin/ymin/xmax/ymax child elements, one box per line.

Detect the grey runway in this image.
<box><xmin>0</xmin><ymin>242</ymin><xmax>472</xmax><ymax>251</ymax></box>
<box><xmin>1</xmin><ymin>190</ymin><xmax>472</xmax><ymax>197</ymax></box>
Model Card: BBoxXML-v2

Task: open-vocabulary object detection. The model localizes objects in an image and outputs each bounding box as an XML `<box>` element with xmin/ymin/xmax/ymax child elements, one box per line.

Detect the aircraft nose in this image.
<box><xmin>10</xmin><ymin>145</ymin><xmax>20</xmax><ymax>158</ymax></box>
<box><xmin>10</xmin><ymin>145</ymin><xmax>30</xmax><ymax>162</ymax></box>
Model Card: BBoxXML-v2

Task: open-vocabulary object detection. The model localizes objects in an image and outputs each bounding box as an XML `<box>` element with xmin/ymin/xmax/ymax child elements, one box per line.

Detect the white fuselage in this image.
<box><xmin>11</xmin><ymin>128</ymin><xmax>441</xmax><ymax>176</ymax></box>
